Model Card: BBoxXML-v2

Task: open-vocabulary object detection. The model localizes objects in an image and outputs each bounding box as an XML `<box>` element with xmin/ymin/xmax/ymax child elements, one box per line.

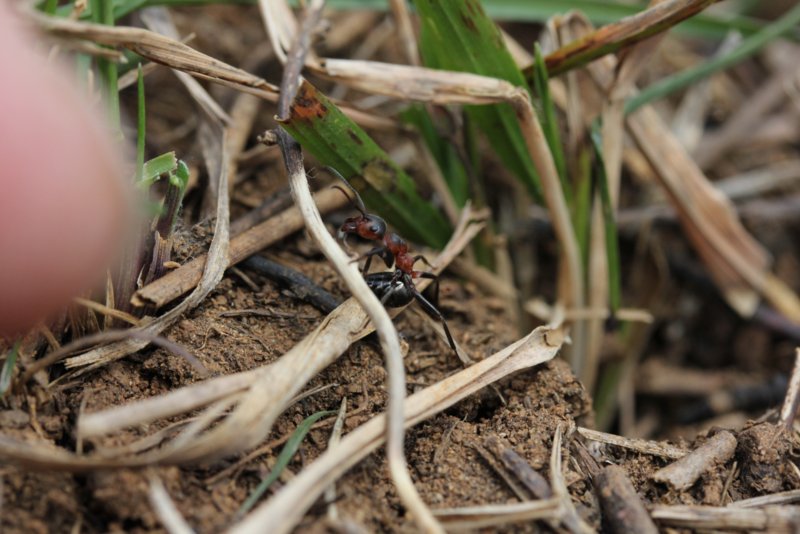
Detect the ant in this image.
<box><xmin>329</xmin><ymin>169</ymin><xmax>432</xmax><ymax>277</ymax></box>
<box><xmin>325</xmin><ymin>168</ymin><xmax>458</xmax><ymax>357</ymax></box>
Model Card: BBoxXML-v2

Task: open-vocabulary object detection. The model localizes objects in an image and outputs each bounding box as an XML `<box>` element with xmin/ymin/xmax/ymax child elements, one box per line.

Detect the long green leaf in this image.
<box><xmin>414</xmin><ymin>0</ymin><xmax>543</xmax><ymax>201</ymax></box>
<box><xmin>280</xmin><ymin>80</ymin><xmax>450</xmax><ymax>248</ymax></box>
<box><xmin>90</xmin><ymin>0</ymin><xmax>120</xmax><ymax>131</ymax></box>
<box><xmin>626</xmin><ymin>2</ymin><xmax>800</xmax><ymax>114</ymax></box>
<box><xmin>140</xmin><ymin>151</ymin><xmax>178</xmax><ymax>187</ymax></box>
<box><xmin>236</xmin><ymin>410</ymin><xmax>336</xmax><ymax>518</ymax></box>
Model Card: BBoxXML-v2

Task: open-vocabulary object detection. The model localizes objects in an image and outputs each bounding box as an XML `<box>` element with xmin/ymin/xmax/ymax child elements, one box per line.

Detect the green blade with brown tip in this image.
<box><xmin>280</xmin><ymin>80</ymin><xmax>450</xmax><ymax>248</ymax></box>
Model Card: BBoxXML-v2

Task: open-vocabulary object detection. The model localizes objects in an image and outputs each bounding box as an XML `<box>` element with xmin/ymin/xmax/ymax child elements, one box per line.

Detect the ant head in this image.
<box><xmin>340</xmin><ymin>213</ymin><xmax>387</xmax><ymax>241</ymax></box>
<box><xmin>326</xmin><ymin>167</ymin><xmax>388</xmax><ymax>242</ymax></box>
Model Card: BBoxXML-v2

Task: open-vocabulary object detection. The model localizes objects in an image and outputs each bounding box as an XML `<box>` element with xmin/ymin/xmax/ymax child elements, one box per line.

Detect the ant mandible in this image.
<box><xmin>324</xmin><ymin>167</ymin><xmax>458</xmax><ymax>357</ymax></box>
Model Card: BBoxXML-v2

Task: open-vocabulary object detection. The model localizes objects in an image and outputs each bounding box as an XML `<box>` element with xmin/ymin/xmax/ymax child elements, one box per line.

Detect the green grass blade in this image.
<box><xmin>414</xmin><ymin>0</ymin><xmax>543</xmax><ymax>202</ymax></box>
<box><xmin>140</xmin><ymin>151</ymin><xmax>178</xmax><ymax>187</ymax></box>
<box><xmin>236</xmin><ymin>410</ymin><xmax>336</xmax><ymax>518</ymax></box>
<box><xmin>42</xmin><ymin>0</ymin><xmax>59</xmax><ymax>14</ymax></box>
<box><xmin>0</xmin><ymin>341</ymin><xmax>21</xmax><ymax>397</ymax></box>
<box><xmin>626</xmin><ymin>2</ymin><xmax>800</xmax><ymax>114</ymax></box>
<box><xmin>401</xmin><ymin>106</ymin><xmax>470</xmax><ymax>207</ymax></box>
<box><xmin>90</xmin><ymin>0</ymin><xmax>120</xmax><ymax>131</ymax></box>
<box><xmin>532</xmin><ymin>43</ymin><xmax>570</xmax><ymax>203</ymax></box>
<box><xmin>157</xmin><ymin>160</ymin><xmax>190</xmax><ymax>237</ymax></box>
<box><xmin>591</xmin><ymin>130</ymin><xmax>621</xmax><ymax>312</ymax></box>
<box><xmin>280</xmin><ymin>80</ymin><xmax>450</xmax><ymax>248</ymax></box>
<box><xmin>136</xmin><ymin>64</ymin><xmax>146</xmax><ymax>182</ymax></box>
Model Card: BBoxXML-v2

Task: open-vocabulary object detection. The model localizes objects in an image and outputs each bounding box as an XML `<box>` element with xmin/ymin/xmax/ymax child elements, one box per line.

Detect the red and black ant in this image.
<box><xmin>325</xmin><ymin>167</ymin><xmax>458</xmax><ymax>357</ymax></box>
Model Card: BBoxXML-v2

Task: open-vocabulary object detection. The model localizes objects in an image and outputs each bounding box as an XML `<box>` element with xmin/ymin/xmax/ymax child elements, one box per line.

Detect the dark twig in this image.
<box><xmin>472</xmin><ymin>442</ymin><xmax>531</xmax><ymax>502</ymax></box>
<box><xmin>483</xmin><ymin>436</ymin><xmax>553</xmax><ymax>500</ymax></box>
<box><xmin>476</xmin><ymin>435</ymin><xmax>560</xmax><ymax>532</ymax></box>
<box><xmin>573</xmin><ymin>441</ymin><xmax>658</xmax><ymax>534</ymax></box>
<box><xmin>596</xmin><ymin>465</ymin><xmax>658</xmax><ymax>534</ymax></box>
<box><xmin>241</xmin><ymin>256</ymin><xmax>342</xmax><ymax>314</ymax></box>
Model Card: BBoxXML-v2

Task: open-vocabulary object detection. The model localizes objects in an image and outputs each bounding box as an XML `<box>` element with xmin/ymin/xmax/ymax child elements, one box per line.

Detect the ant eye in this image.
<box><xmin>370</xmin><ymin>225</ymin><xmax>379</xmax><ymax>234</ymax></box>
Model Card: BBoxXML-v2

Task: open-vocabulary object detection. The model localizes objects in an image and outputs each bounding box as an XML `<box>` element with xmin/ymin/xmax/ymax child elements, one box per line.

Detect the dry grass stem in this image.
<box><xmin>577</xmin><ymin>427</ymin><xmax>688</xmax><ymax>459</ymax></box>
<box><xmin>20</xmin><ymin>328</ymin><xmax>205</xmax><ymax>386</ymax></box>
<box><xmin>35</xmin><ymin>13</ymin><xmax>279</xmax><ymax>100</ymax></box>
<box><xmin>652</xmin><ymin>431</ymin><xmax>737</xmax><ymax>491</ymax></box>
<box><xmin>543</xmin><ymin>0</ymin><xmax>722</xmax><ymax>75</ymax></box>
<box><xmin>72</xmin><ymin>297</ymin><xmax>140</xmax><ymax>326</ymax></box>
<box><xmin>140</xmin><ymin>8</ymin><xmax>232</xmax><ymax>126</ymax></box>
<box><xmin>230</xmin><ymin>326</ymin><xmax>565</xmax><ymax>534</ymax></box>
<box><xmin>432</xmin><ymin>500</ymin><xmax>562</xmax><ymax>530</ymax></box>
<box><xmin>733</xmin><ymin>489</ymin><xmax>800</xmax><ymax>508</ymax></box>
<box><xmin>148</xmin><ymin>473</ymin><xmax>194</xmax><ymax>534</ymax></box>
<box><xmin>325</xmin><ymin>397</ymin><xmax>347</xmax><ymax>520</ymax></box>
<box><xmin>779</xmin><ymin>348</ymin><xmax>800</xmax><ymax>431</ymax></box>
<box><xmin>133</xmin><ymin>188</ymin><xmax>347</xmax><ymax>309</ymax></box>
<box><xmin>650</xmin><ymin>504</ymin><xmax>800</xmax><ymax>532</ymax></box>
<box><xmin>271</xmin><ymin>2</ymin><xmax>440</xmax><ymax>530</ymax></box>
<box><xmin>389</xmin><ymin>0</ymin><xmax>419</xmax><ymax>66</ymax></box>
<box><xmin>34</xmin><ymin>11</ymin><xmax>398</xmax><ymax>132</ymax></box>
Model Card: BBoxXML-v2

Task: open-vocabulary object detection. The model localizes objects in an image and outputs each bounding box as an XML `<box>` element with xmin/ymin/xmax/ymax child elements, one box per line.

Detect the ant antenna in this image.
<box><xmin>325</xmin><ymin>166</ymin><xmax>367</xmax><ymax>215</ymax></box>
<box><xmin>331</xmin><ymin>185</ymin><xmax>363</xmax><ymax>215</ymax></box>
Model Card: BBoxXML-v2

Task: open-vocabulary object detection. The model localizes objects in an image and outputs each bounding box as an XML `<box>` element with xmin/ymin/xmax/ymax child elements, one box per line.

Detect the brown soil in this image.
<box><xmin>4</xmin><ymin>4</ymin><xmax>800</xmax><ymax>533</ymax></box>
<box><xmin>3</xmin><ymin>229</ymin><xmax>798</xmax><ymax>533</ymax></box>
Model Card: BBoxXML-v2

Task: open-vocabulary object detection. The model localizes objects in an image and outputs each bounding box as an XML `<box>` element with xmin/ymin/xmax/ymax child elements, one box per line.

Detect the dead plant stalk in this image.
<box><xmin>269</xmin><ymin>1</ymin><xmax>440</xmax><ymax>532</ymax></box>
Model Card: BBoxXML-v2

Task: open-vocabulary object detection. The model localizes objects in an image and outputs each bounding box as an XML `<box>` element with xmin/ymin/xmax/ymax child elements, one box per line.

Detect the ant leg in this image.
<box><xmin>353</xmin><ymin>246</ymin><xmax>383</xmax><ymax>274</ymax></box>
<box><xmin>410</xmin><ymin>285</ymin><xmax>457</xmax><ymax>357</ymax></box>
<box><xmin>356</xmin><ymin>247</ymin><xmax>395</xmax><ymax>274</ymax></box>
<box><xmin>414</xmin><ymin>271</ymin><xmax>440</xmax><ymax>307</ymax></box>
<box><xmin>412</xmin><ymin>255</ymin><xmax>434</xmax><ymax>269</ymax></box>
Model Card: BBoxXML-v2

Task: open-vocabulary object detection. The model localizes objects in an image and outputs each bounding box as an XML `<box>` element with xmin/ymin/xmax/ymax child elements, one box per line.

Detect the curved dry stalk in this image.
<box><xmin>230</xmin><ymin>326</ymin><xmax>565</xmax><ymax>534</ymax></box>
<box><xmin>269</xmin><ymin>2</ymin><xmax>440</xmax><ymax>530</ymax></box>
<box><xmin>279</xmin><ymin>131</ymin><xmax>442</xmax><ymax>532</ymax></box>
<box><xmin>148</xmin><ymin>473</ymin><xmax>193</xmax><ymax>534</ymax></box>
<box><xmin>388</xmin><ymin>0</ymin><xmax>419</xmax><ymax>67</ymax></box>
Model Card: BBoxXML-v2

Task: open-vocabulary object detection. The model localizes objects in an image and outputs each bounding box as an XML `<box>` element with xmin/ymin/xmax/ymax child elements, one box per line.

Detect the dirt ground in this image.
<box><xmin>3</xmin><ymin>227</ymin><xmax>798</xmax><ymax>533</ymax></box>
<box><xmin>3</xmin><ymin>4</ymin><xmax>800</xmax><ymax>533</ymax></box>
